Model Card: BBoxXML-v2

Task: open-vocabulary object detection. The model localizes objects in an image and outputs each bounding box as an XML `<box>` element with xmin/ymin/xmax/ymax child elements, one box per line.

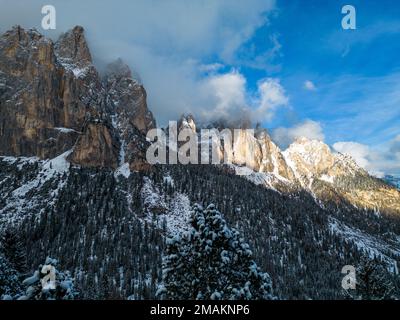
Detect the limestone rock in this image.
<box><xmin>0</xmin><ymin>27</ymin><xmax>152</xmax><ymax>170</ymax></box>
<box><xmin>105</xmin><ymin>58</ymin><xmax>155</xmax><ymax>134</ymax></box>
<box><xmin>68</xmin><ymin>120</ymin><xmax>119</xmax><ymax>169</ymax></box>
<box><xmin>54</xmin><ymin>26</ymin><xmax>92</xmax><ymax>66</ymax></box>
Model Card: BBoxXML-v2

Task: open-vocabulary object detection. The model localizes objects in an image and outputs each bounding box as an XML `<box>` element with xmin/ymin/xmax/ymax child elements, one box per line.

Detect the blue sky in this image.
<box><xmin>0</xmin><ymin>0</ymin><xmax>399</xmax><ymax>175</ymax></box>
<box><xmin>236</xmin><ymin>0</ymin><xmax>400</xmax><ymax>175</ymax></box>
<box><xmin>244</xmin><ymin>0</ymin><xmax>400</xmax><ymax>143</ymax></box>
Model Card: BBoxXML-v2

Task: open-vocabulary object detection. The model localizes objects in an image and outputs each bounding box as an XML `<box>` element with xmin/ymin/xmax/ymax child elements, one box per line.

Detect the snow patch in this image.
<box><xmin>140</xmin><ymin>177</ymin><xmax>191</xmax><ymax>236</ymax></box>
<box><xmin>329</xmin><ymin>217</ymin><xmax>400</xmax><ymax>271</ymax></box>
<box><xmin>54</xmin><ymin>127</ymin><xmax>79</xmax><ymax>134</ymax></box>
<box><xmin>115</xmin><ymin>163</ymin><xmax>131</xmax><ymax>179</ymax></box>
<box><xmin>0</xmin><ymin>151</ymin><xmax>72</xmax><ymax>228</ymax></box>
<box><xmin>320</xmin><ymin>174</ymin><xmax>334</xmax><ymax>184</ymax></box>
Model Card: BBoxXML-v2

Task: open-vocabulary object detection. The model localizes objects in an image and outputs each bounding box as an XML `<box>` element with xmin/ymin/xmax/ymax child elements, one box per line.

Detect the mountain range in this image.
<box><xmin>1</xmin><ymin>26</ymin><xmax>400</xmax><ymax>300</ymax></box>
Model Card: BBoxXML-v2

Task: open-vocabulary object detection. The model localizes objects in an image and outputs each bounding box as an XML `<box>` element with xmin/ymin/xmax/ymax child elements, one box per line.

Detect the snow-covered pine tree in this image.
<box><xmin>0</xmin><ymin>228</ymin><xmax>27</xmax><ymax>274</ymax></box>
<box><xmin>349</xmin><ymin>257</ymin><xmax>396</xmax><ymax>300</ymax></box>
<box><xmin>0</xmin><ymin>252</ymin><xmax>23</xmax><ymax>299</ymax></box>
<box><xmin>19</xmin><ymin>257</ymin><xmax>80</xmax><ymax>300</ymax></box>
<box><xmin>158</xmin><ymin>204</ymin><xmax>275</xmax><ymax>300</ymax></box>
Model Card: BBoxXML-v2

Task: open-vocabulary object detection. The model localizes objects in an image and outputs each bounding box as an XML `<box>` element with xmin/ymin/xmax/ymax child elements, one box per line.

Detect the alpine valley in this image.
<box><xmin>1</xmin><ymin>26</ymin><xmax>400</xmax><ymax>300</ymax></box>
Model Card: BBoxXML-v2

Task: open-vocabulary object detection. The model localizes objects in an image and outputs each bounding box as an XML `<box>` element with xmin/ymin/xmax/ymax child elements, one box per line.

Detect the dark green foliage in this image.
<box><xmin>151</xmin><ymin>164</ymin><xmax>400</xmax><ymax>299</ymax></box>
<box><xmin>348</xmin><ymin>258</ymin><xmax>397</xmax><ymax>300</ymax></box>
<box><xmin>160</xmin><ymin>204</ymin><xmax>274</xmax><ymax>300</ymax></box>
<box><xmin>18</xmin><ymin>168</ymin><xmax>165</xmax><ymax>300</ymax></box>
<box><xmin>0</xmin><ymin>252</ymin><xmax>23</xmax><ymax>299</ymax></box>
<box><xmin>1</xmin><ymin>158</ymin><xmax>400</xmax><ymax>300</ymax></box>
<box><xmin>1</xmin><ymin>228</ymin><xmax>27</xmax><ymax>274</ymax></box>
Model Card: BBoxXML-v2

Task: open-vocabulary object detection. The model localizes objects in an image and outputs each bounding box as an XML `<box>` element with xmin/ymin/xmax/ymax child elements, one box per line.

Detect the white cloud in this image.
<box><xmin>235</xmin><ymin>33</ymin><xmax>282</xmax><ymax>71</ymax></box>
<box><xmin>272</xmin><ymin>120</ymin><xmax>325</xmax><ymax>149</ymax></box>
<box><xmin>254</xmin><ymin>78</ymin><xmax>289</xmax><ymax>121</ymax></box>
<box><xmin>304</xmin><ymin>80</ymin><xmax>316</xmax><ymax>91</ymax></box>
<box><xmin>0</xmin><ymin>0</ymin><xmax>277</xmax><ymax>125</ymax></box>
<box><xmin>198</xmin><ymin>63</ymin><xmax>225</xmax><ymax>74</ymax></box>
<box><xmin>200</xmin><ymin>75</ymin><xmax>289</xmax><ymax>125</ymax></box>
<box><xmin>332</xmin><ymin>141</ymin><xmax>372</xmax><ymax>170</ymax></box>
<box><xmin>333</xmin><ymin>137</ymin><xmax>400</xmax><ymax>177</ymax></box>
<box><xmin>201</xmin><ymin>70</ymin><xmax>247</xmax><ymax>121</ymax></box>
<box><xmin>390</xmin><ymin>134</ymin><xmax>400</xmax><ymax>153</ymax></box>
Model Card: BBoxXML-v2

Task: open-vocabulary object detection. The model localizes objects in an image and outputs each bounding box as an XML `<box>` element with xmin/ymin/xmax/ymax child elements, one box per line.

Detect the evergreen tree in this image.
<box><xmin>1</xmin><ymin>228</ymin><xmax>27</xmax><ymax>274</ymax></box>
<box><xmin>158</xmin><ymin>204</ymin><xmax>275</xmax><ymax>300</ymax></box>
<box><xmin>0</xmin><ymin>253</ymin><xmax>23</xmax><ymax>299</ymax></box>
<box><xmin>348</xmin><ymin>258</ymin><xmax>396</xmax><ymax>300</ymax></box>
<box><xmin>19</xmin><ymin>257</ymin><xmax>80</xmax><ymax>300</ymax></box>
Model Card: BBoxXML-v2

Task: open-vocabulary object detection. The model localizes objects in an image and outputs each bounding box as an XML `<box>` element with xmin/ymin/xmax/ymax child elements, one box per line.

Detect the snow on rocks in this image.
<box><xmin>114</xmin><ymin>162</ymin><xmax>131</xmax><ymax>179</ymax></box>
<box><xmin>0</xmin><ymin>151</ymin><xmax>72</xmax><ymax>228</ymax></box>
<box><xmin>140</xmin><ymin>176</ymin><xmax>191</xmax><ymax>236</ymax></box>
<box><xmin>329</xmin><ymin>217</ymin><xmax>400</xmax><ymax>271</ymax></box>
<box><xmin>54</xmin><ymin>127</ymin><xmax>79</xmax><ymax>134</ymax></box>
<box><xmin>320</xmin><ymin>174</ymin><xmax>334</xmax><ymax>184</ymax></box>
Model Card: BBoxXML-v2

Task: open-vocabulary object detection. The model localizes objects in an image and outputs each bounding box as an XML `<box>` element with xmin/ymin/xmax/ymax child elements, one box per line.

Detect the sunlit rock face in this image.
<box><xmin>283</xmin><ymin>137</ymin><xmax>400</xmax><ymax>215</ymax></box>
<box><xmin>189</xmin><ymin>114</ymin><xmax>400</xmax><ymax>214</ymax></box>
<box><xmin>1</xmin><ymin>25</ymin><xmax>399</xmax><ymax>214</ymax></box>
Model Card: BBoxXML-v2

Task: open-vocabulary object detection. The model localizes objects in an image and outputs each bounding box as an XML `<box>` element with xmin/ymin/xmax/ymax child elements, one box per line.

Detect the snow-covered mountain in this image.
<box><xmin>1</xmin><ymin>26</ymin><xmax>400</xmax><ymax>300</ymax></box>
<box><xmin>179</xmin><ymin>114</ymin><xmax>400</xmax><ymax>215</ymax></box>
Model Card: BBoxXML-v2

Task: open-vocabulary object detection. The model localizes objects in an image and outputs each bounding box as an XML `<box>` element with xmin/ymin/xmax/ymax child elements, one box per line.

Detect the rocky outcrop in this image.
<box><xmin>0</xmin><ymin>26</ymin><xmax>102</xmax><ymax>159</ymax></box>
<box><xmin>0</xmin><ymin>26</ymin><xmax>154</xmax><ymax>170</ymax></box>
<box><xmin>54</xmin><ymin>26</ymin><xmax>92</xmax><ymax>66</ymax></box>
<box><xmin>178</xmin><ymin>116</ymin><xmax>296</xmax><ymax>186</ymax></box>
<box><xmin>105</xmin><ymin>58</ymin><xmax>155</xmax><ymax>134</ymax></box>
<box><xmin>184</xmin><ymin>116</ymin><xmax>400</xmax><ymax>214</ymax></box>
<box><xmin>1</xmin><ymin>26</ymin><xmax>398</xmax><ymax>214</ymax></box>
<box><xmin>255</xmin><ymin>128</ymin><xmax>295</xmax><ymax>180</ymax></box>
<box><xmin>68</xmin><ymin>120</ymin><xmax>119</xmax><ymax>169</ymax></box>
<box><xmin>103</xmin><ymin>58</ymin><xmax>155</xmax><ymax>171</ymax></box>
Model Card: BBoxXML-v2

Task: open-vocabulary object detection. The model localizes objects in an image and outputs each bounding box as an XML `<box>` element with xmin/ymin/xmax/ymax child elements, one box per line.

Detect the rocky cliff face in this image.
<box><xmin>68</xmin><ymin>120</ymin><xmax>119</xmax><ymax>168</ymax></box>
<box><xmin>0</xmin><ymin>26</ymin><xmax>79</xmax><ymax>158</ymax></box>
<box><xmin>104</xmin><ymin>59</ymin><xmax>155</xmax><ymax>171</ymax></box>
<box><xmin>202</xmin><ymin>122</ymin><xmax>296</xmax><ymax>184</ymax></box>
<box><xmin>0</xmin><ymin>26</ymin><xmax>155</xmax><ymax>170</ymax></box>
<box><xmin>105</xmin><ymin>58</ymin><xmax>155</xmax><ymax>134</ymax></box>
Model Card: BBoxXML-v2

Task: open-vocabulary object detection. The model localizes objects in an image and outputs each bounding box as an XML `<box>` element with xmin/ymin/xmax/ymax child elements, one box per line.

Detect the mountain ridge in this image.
<box><xmin>1</xmin><ymin>26</ymin><xmax>400</xmax><ymax>300</ymax></box>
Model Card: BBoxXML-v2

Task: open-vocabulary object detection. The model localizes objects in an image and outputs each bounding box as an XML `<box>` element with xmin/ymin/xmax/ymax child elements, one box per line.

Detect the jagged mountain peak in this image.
<box><xmin>281</xmin><ymin>136</ymin><xmax>400</xmax><ymax>214</ymax></box>
<box><xmin>290</xmin><ymin>136</ymin><xmax>330</xmax><ymax>151</ymax></box>
<box><xmin>333</xmin><ymin>151</ymin><xmax>366</xmax><ymax>175</ymax></box>
<box><xmin>0</xmin><ymin>26</ymin><xmax>153</xmax><ymax>170</ymax></box>
<box><xmin>1</xmin><ymin>25</ymin><xmax>44</xmax><ymax>44</ymax></box>
<box><xmin>282</xmin><ymin>138</ymin><xmax>334</xmax><ymax>187</ymax></box>
<box><xmin>178</xmin><ymin>114</ymin><xmax>197</xmax><ymax>133</ymax></box>
<box><xmin>283</xmin><ymin>137</ymin><xmax>366</xmax><ymax>178</ymax></box>
<box><xmin>55</xmin><ymin>25</ymin><xmax>92</xmax><ymax>66</ymax></box>
<box><xmin>104</xmin><ymin>59</ymin><xmax>155</xmax><ymax>134</ymax></box>
<box><xmin>104</xmin><ymin>58</ymin><xmax>132</xmax><ymax>79</ymax></box>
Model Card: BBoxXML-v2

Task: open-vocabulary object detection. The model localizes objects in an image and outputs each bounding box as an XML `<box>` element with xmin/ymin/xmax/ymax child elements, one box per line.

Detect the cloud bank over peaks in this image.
<box><xmin>0</xmin><ymin>0</ymin><xmax>279</xmax><ymax>126</ymax></box>
<box><xmin>272</xmin><ymin>120</ymin><xmax>325</xmax><ymax>149</ymax></box>
<box><xmin>333</xmin><ymin>142</ymin><xmax>373</xmax><ymax>172</ymax></box>
<box><xmin>197</xmin><ymin>72</ymin><xmax>289</xmax><ymax>126</ymax></box>
<box><xmin>333</xmin><ymin>137</ymin><xmax>400</xmax><ymax>177</ymax></box>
